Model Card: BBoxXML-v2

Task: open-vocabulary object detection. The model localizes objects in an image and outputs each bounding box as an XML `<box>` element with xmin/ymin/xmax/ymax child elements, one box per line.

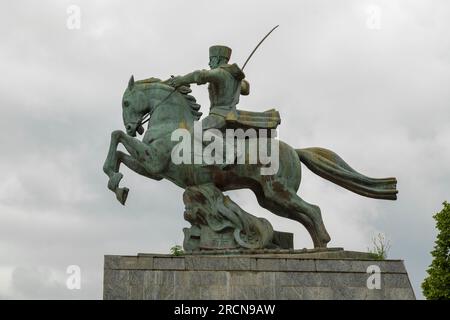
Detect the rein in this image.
<box><xmin>139</xmin><ymin>77</ymin><xmax>177</xmax><ymax>128</ymax></box>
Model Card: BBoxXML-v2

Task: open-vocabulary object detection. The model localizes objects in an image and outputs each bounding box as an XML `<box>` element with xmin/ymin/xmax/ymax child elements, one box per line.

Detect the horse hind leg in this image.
<box><xmin>258</xmin><ymin>196</ymin><xmax>323</xmax><ymax>248</ymax></box>
<box><xmin>287</xmin><ymin>192</ymin><xmax>331</xmax><ymax>247</ymax></box>
<box><xmin>258</xmin><ymin>184</ymin><xmax>331</xmax><ymax>248</ymax></box>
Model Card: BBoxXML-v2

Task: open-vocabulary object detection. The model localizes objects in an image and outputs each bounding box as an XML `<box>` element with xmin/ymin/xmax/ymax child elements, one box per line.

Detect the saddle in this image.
<box><xmin>225</xmin><ymin>108</ymin><xmax>281</xmax><ymax>131</ymax></box>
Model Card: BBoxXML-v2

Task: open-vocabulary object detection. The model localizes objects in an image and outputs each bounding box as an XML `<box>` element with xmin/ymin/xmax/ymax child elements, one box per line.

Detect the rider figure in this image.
<box><xmin>169</xmin><ymin>45</ymin><xmax>250</xmax><ymax>131</ymax></box>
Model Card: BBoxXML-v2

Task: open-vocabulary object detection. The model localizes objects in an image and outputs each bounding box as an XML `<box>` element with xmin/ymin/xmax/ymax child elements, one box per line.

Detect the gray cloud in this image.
<box><xmin>0</xmin><ymin>0</ymin><xmax>449</xmax><ymax>299</ymax></box>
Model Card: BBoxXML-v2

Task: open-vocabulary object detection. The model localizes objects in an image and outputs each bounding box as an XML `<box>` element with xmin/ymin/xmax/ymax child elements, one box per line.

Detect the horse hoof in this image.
<box><xmin>108</xmin><ymin>172</ymin><xmax>123</xmax><ymax>191</ymax></box>
<box><xmin>116</xmin><ymin>187</ymin><xmax>129</xmax><ymax>205</ymax></box>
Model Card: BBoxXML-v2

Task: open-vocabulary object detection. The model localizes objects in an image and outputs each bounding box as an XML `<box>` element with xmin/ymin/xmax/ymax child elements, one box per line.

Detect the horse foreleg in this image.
<box><xmin>103</xmin><ymin>130</ymin><xmax>124</xmax><ymax>193</ymax></box>
<box><xmin>111</xmin><ymin>151</ymin><xmax>163</xmax><ymax>205</ymax></box>
<box><xmin>115</xmin><ymin>131</ymin><xmax>170</xmax><ymax>174</ymax></box>
<box><xmin>103</xmin><ymin>130</ymin><xmax>168</xmax><ymax>204</ymax></box>
<box><xmin>115</xmin><ymin>151</ymin><xmax>162</xmax><ymax>181</ymax></box>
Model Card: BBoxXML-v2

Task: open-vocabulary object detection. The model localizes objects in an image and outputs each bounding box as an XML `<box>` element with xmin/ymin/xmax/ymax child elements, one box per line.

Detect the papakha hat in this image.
<box><xmin>209</xmin><ymin>45</ymin><xmax>232</xmax><ymax>59</ymax></box>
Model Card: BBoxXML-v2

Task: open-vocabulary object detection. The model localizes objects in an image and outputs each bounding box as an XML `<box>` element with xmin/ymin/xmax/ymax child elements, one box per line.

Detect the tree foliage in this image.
<box><xmin>422</xmin><ymin>201</ymin><xmax>450</xmax><ymax>300</ymax></box>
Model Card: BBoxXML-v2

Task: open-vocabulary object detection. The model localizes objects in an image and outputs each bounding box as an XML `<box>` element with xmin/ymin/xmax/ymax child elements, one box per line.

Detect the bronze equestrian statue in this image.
<box><xmin>102</xmin><ymin>45</ymin><xmax>397</xmax><ymax>250</ymax></box>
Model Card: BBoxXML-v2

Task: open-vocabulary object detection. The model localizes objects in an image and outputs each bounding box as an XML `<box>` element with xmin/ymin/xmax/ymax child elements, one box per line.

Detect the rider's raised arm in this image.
<box><xmin>176</xmin><ymin>68</ymin><xmax>222</xmax><ymax>86</ymax></box>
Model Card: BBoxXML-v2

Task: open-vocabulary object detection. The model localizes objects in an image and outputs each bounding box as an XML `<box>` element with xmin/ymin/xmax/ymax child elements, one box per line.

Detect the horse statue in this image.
<box><xmin>102</xmin><ymin>76</ymin><xmax>398</xmax><ymax>249</ymax></box>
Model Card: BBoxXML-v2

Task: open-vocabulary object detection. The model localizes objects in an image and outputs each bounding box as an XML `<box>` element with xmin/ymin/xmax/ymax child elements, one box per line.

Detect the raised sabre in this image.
<box><xmin>242</xmin><ymin>24</ymin><xmax>279</xmax><ymax>70</ymax></box>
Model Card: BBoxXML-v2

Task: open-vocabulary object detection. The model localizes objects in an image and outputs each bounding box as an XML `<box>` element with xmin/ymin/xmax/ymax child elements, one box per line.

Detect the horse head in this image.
<box><xmin>122</xmin><ymin>75</ymin><xmax>202</xmax><ymax>137</ymax></box>
<box><xmin>121</xmin><ymin>75</ymin><xmax>147</xmax><ymax>137</ymax></box>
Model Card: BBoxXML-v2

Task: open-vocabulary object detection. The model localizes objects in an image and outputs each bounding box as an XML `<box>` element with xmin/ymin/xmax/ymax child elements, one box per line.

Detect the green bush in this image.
<box><xmin>422</xmin><ymin>201</ymin><xmax>450</xmax><ymax>300</ymax></box>
<box><xmin>170</xmin><ymin>245</ymin><xmax>184</xmax><ymax>256</ymax></box>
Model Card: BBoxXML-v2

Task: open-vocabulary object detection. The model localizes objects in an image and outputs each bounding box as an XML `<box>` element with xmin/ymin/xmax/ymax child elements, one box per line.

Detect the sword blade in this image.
<box><xmin>242</xmin><ymin>25</ymin><xmax>279</xmax><ymax>70</ymax></box>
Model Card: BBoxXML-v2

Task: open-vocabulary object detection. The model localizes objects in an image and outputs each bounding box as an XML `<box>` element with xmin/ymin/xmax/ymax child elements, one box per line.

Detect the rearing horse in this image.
<box><xmin>103</xmin><ymin>76</ymin><xmax>398</xmax><ymax>248</ymax></box>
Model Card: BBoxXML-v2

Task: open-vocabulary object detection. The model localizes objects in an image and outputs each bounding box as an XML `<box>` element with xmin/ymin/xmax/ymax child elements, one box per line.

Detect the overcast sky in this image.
<box><xmin>0</xmin><ymin>0</ymin><xmax>449</xmax><ymax>299</ymax></box>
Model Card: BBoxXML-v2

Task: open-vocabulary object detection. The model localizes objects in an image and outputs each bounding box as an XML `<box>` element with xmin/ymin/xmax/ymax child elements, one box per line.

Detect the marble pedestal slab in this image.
<box><xmin>103</xmin><ymin>249</ymin><xmax>415</xmax><ymax>300</ymax></box>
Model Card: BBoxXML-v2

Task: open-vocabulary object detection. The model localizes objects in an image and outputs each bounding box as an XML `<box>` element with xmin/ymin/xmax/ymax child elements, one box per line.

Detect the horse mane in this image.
<box><xmin>135</xmin><ymin>77</ymin><xmax>202</xmax><ymax>120</ymax></box>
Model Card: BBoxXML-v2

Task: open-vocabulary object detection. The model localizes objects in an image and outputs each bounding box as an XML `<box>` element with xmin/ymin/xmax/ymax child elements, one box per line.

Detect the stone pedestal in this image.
<box><xmin>103</xmin><ymin>249</ymin><xmax>415</xmax><ymax>300</ymax></box>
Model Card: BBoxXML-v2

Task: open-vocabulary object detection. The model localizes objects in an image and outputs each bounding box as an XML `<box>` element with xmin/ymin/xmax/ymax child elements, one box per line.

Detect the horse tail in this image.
<box><xmin>296</xmin><ymin>147</ymin><xmax>398</xmax><ymax>200</ymax></box>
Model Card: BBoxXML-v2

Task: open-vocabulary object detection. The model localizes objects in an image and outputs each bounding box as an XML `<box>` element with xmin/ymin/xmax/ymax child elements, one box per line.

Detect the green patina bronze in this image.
<box><xmin>102</xmin><ymin>45</ymin><xmax>398</xmax><ymax>251</ymax></box>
